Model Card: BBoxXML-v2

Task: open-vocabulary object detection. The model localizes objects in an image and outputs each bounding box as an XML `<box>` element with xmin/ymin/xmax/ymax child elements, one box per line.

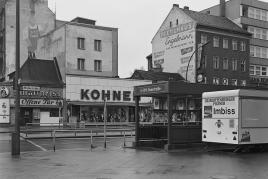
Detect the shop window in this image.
<box><xmin>231</xmin><ymin>79</ymin><xmax>238</xmax><ymax>86</ymax></box>
<box><xmin>222</xmin><ymin>78</ymin><xmax>228</xmax><ymax>85</ymax></box>
<box><xmin>241</xmin><ymin>80</ymin><xmax>247</xmax><ymax>86</ymax></box>
<box><xmin>77</xmin><ymin>37</ymin><xmax>85</xmax><ymax>50</ymax></box>
<box><xmin>213</xmin><ymin>77</ymin><xmax>220</xmax><ymax>85</ymax></box>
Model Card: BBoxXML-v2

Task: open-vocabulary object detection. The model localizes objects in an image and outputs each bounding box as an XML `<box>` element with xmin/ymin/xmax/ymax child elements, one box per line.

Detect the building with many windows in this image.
<box><xmin>201</xmin><ymin>0</ymin><xmax>268</xmax><ymax>86</ymax></box>
<box><xmin>151</xmin><ymin>4</ymin><xmax>251</xmax><ymax>86</ymax></box>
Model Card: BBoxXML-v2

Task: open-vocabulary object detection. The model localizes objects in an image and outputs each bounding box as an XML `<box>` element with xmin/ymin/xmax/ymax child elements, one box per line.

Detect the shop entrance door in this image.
<box><xmin>20</xmin><ymin>108</ymin><xmax>33</xmax><ymax>126</ymax></box>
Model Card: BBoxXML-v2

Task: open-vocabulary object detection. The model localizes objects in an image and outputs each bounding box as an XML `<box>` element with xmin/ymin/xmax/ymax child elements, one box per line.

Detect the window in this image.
<box><xmin>223</xmin><ymin>38</ymin><xmax>228</xmax><ymax>49</ymax></box>
<box><xmin>250</xmin><ymin>45</ymin><xmax>268</xmax><ymax>58</ymax></box>
<box><xmin>240</xmin><ymin>41</ymin><xmax>246</xmax><ymax>51</ymax></box>
<box><xmin>213</xmin><ymin>56</ymin><xmax>220</xmax><ymax>69</ymax></box>
<box><xmin>77</xmin><ymin>58</ymin><xmax>85</xmax><ymax>70</ymax></box>
<box><xmin>223</xmin><ymin>58</ymin><xmax>228</xmax><ymax>70</ymax></box>
<box><xmin>256</xmin><ymin>66</ymin><xmax>261</xmax><ymax>76</ymax></box>
<box><xmin>222</xmin><ymin>78</ymin><xmax>228</xmax><ymax>85</ymax></box>
<box><xmin>247</xmin><ymin>7</ymin><xmax>268</xmax><ymax>22</ymax></box>
<box><xmin>213</xmin><ymin>77</ymin><xmax>220</xmax><ymax>85</ymax></box>
<box><xmin>250</xmin><ymin>65</ymin><xmax>255</xmax><ymax>75</ymax></box>
<box><xmin>77</xmin><ymin>38</ymin><xmax>85</xmax><ymax>49</ymax></box>
<box><xmin>231</xmin><ymin>79</ymin><xmax>238</xmax><ymax>86</ymax></box>
<box><xmin>248</xmin><ymin>26</ymin><xmax>268</xmax><ymax>40</ymax></box>
<box><xmin>94</xmin><ymin>40</ymin><xmax>102</xmax><ymax>51</ymax></box>
<box><xmin>170</xmin><ymin>21</ymin><xmax>172</xmax><ymax>28</ymax></box>
<box><xmin>232</xmin><ymin>40</ymin><xmax>238</xmax><ymax>50</ymax></box>
<box><xmin>94</xmin><ymin>60</ymin><xmax>102</xmax><ymax>72</ymax></box>
<box><xmin>201</xmin><ymin>34</ymin><xmax>208</xmax><ymax>44</ymax></box>
<box><xmin>176</xmin><ymin>19</ymin><xmax>179</xmax><ymax>25</ymax></box>
<box><xmin>213</xmin><ymin>36</ymin><xmax>219</xmax><ymax>47</ymax></box>
<box><xmin>232</xmin><ymin>59</ymin><xmax>237</xmax><ymax>71</ymax></box>
<box><xmin>262</xmin><ymin>67</ymin><xmax>267</xmax><ymax>76</ymax></box>
<box><xmin>241</xmin><ymin>80</ymin><xmax>247</xmax><ymax>86</ymax></box>
<box><xmin>241</xmin><ymin>60</ymin><xmax>246</xmax><ymax>72</ymax></box>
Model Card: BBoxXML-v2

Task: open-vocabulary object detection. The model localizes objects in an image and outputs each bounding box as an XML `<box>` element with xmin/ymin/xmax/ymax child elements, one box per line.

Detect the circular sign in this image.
<box><xmin>0</xmin><ymin>87</ymin><xmax>9</xmax><ymax>98</ymax></box>
<box><xmin>197</xmin><ymin>74</ymin><xmax>204</xmax><ymax>83</ymax></box>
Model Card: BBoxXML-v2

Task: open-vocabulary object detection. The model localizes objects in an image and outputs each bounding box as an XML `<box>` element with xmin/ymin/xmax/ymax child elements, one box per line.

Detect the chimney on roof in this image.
<box><xmin>173</xmin><ymin>4</ymin><xmax>179</xmax><ymax>8</ymax></box>
<box><xmin>220</xmin><ymin>0</ymin><xmax>226</xmax><ymax>17</ymax></box>
<box><xmin>184</xmin><ymin>6</ymin><xmax>189</xmax><ymax>10</ymax></box>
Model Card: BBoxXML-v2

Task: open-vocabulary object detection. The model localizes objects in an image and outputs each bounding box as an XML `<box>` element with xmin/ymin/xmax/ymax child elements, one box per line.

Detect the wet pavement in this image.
<box><xmin>0</xmin><ymin>143</ymin><xmax>268</xmax><ymax>179</ymax></box>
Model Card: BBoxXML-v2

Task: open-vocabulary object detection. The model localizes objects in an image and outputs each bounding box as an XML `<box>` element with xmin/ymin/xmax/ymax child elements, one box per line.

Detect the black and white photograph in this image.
<box><xmin>1</xmin><ymin>0</ymin><xmax>268</xmax><ymax>178</ymax></box>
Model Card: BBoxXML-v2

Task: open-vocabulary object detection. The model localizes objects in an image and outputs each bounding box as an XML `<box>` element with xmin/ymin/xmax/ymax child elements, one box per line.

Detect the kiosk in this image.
<box><xmin>134</xmin><ymin>81</ymin><xmax>247</xmax><ymax>150</ymax></box>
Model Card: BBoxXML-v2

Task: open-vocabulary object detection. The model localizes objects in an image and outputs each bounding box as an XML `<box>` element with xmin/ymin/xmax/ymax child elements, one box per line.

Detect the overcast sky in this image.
<box><xmin>47</xmin><ymin>0</ymin><xmax>267</xmax><ymax>78</ymax></box>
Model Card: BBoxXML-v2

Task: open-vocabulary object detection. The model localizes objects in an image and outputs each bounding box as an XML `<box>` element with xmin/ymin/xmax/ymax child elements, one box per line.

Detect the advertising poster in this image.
<box><xmin>152</xmin><ymin>9</ymin><xmax>196</xmax><ymax>82</ymax></box>
<box><xmin>0</xmin><ymin>99</ymin><xmax>10</xmax><ymax>123</ymax></box>
<box><xmin>202</xmin><ymin>96</ymin><xmax>239</xmax><ymax>119</ymax></box>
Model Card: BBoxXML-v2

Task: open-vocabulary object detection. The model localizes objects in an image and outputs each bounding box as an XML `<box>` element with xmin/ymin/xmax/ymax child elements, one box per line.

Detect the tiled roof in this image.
<box><xmin>130</xmin><ymin>70</ymin><xmax>185</xmax><ymax>81</ymax></box>
<box><xmin>181</xmin><ymin>8</ymin><xmax>251</xmax><ymax>35</ymax></box>
<box><xmin>9</xmin><ymin>58</ymin><xmax>64</xmax><ymax>87</ymax></box>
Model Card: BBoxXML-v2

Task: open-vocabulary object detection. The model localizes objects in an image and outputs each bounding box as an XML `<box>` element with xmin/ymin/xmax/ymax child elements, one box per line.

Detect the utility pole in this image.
<box><xmin>12</xmin><ymin>0</ymin><xmax>20</xmax><ymax>156</ymax></box>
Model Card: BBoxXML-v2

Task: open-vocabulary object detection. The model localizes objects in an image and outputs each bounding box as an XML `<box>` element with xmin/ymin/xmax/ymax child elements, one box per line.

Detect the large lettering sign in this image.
<box><xmin>152</xmin><ymin>14</ymin><xmax>196</xmax><ymax>82</ymax></box>
<box><xmin>20</xmin><ymin>86</ymin><xmax>62</xmax><ymax>99</ymax></box>
<box><xmin>81</xmin><ymin>89</ymin><xmax>132</xmax><ymax>102</ymax></box>
<box><xmin>203</xmin><ymin>96</ymin><xmax>239</xmax><ymax>119</ymax></box>
<box><xmin>20</xmin><ymin>99</ymin><xmax>63</xmax><ymax>106</ymax></box>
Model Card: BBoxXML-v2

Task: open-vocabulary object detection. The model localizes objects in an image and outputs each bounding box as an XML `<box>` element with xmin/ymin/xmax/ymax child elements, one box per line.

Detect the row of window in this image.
<box><xmin>248</xmin><ymin>26</ymin><xmax>268</xmax><ymax>40</ymax></box>
<box><xmin>77</xmin><ymin>38</ymin><xmax>102</xmax><ymax>51</ymax></box>
<box><xmin>248</xmin><ymin>6</ymin><xmax>268</xmax><ymax>22</ymax></box>
<box><xmin>212</xmin><ymin>77</ymin><xmax>247</xmax><ymax>86</ymax></box>
<box><xmin>77</xmin><ymin>58</ymin><xmax>102</xmax><ymax>72</ymax></box>
<box><xmin>211</xmin><ymin>56</ymin><xmax>246</xmax><ymax>71</ymax></box>
<box><xmin>250</xmin><ymin>65</ymin><xmax>268</xmax><ymax>77</ymax></box>
<box><xmin>201</xmin><ymin>34</ymin><xmax>246</xmax><ymax>51</ymax></box>
<box><xmin>250</xmin><ymin>45</ymin><xmax>268</xmax><ymax>58</ymax></box>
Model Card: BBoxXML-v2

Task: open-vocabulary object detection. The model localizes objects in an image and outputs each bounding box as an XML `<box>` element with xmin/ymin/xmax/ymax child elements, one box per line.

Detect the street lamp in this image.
<box><xmin>185</xmin><ymin>41</ymin><xmax>210</xmax><ymax>82</ymax></box>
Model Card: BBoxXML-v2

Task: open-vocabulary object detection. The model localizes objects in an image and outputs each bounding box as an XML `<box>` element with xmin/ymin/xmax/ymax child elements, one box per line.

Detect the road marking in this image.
<box><xmin>23</xmin><ymin>138</ymin><xmax>48</xmax><ymax>151</ymax></box>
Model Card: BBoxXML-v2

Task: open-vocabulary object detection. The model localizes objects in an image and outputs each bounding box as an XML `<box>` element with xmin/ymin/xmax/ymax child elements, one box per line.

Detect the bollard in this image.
<box><xmin>53</xmin><ymin>130</ymin><xmax>56</xmax><ymax>152</ymax></box>
<box><xmin>90</xmin><ymin>130</ymin><xmax>93</xmax><ymax>151</ymax></box>
<box><xmin>123</xmin><ymin>131</ymin><xmax>126</xmax><ymax>148</ymax></box>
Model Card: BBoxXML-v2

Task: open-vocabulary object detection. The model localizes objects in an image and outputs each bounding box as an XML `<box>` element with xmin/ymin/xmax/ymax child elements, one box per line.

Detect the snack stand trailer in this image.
<box><xmin>202</xmin><ymin>89</ymin><xmax>268</xmax><ymax>145</ymax></box>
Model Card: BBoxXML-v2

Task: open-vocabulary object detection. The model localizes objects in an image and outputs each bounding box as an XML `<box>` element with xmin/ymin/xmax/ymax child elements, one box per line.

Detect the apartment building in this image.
<box><xmin>151</xmin><ymin>4</ymin><xmax>251</xmax><ymax>85</ymax></box>
<box><xmin>201</xmin><ymin>0</ymin><xmax>268</xmax><ymax>86</ymax></box>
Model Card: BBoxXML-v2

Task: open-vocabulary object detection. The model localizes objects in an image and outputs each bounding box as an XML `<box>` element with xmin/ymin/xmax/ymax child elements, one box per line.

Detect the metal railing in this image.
<box><xmin>51</xmin><ymin>128</ymin><xmax>135</xmax><ymax>152</ymax></box>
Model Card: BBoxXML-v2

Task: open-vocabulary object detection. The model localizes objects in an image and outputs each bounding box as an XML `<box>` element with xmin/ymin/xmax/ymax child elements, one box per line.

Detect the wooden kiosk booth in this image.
<box><xmin>133</xmin><ymin>81</ymin><xmax>240</xmax><ymax>150</ymax></box>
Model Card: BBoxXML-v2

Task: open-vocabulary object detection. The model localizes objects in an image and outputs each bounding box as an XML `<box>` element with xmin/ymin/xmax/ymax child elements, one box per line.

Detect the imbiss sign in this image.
<box><xmin>81</xmin><ymin>89</ymin><xmax>132</xmax><ymax>102</ymax></box>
